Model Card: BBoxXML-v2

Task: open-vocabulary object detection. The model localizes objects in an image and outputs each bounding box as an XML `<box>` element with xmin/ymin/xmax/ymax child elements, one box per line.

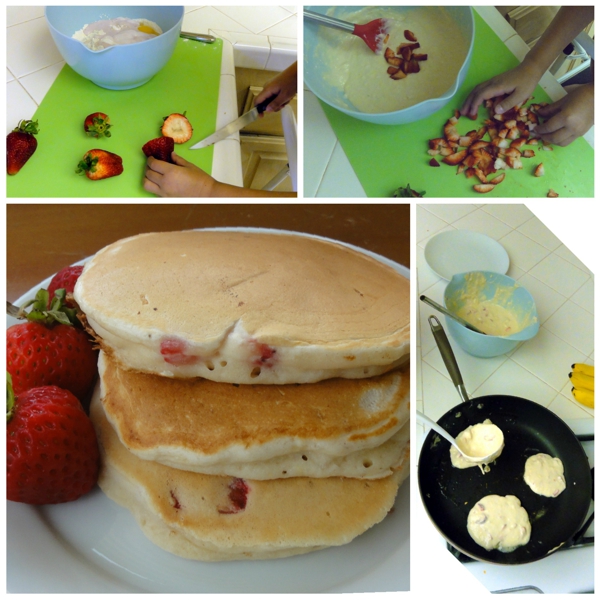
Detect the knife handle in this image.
<box><xmin>255</xmin><ymin>94</ymin><xmax>278</xmax><ymax>114</ymax></box>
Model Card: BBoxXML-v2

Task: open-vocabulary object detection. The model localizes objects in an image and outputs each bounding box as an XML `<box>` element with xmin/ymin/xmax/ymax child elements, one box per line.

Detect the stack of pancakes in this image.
<box><xmin>75</xmin><ymin>230</ymin><xmax>410</xmax><ymax>561</ymax></box>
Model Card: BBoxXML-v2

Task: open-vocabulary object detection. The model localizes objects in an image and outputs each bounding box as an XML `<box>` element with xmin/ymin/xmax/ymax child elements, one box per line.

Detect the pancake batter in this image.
<box><xmin>73</xmin><ymin>17</ymin><xmax>162</xmax><ymax>51</ymax></box>
<box><xmin>467</xmin><ymin>495</ymin><xmax>531</xmax><ymax>553</ymax></box>
<box><xmin>524</xmin><ymin>453</ymin><xmax>566</xmax><ymax>498</ymax></box>
<box><xmin>450</xmin><ymin>272</ymin><xmax>535</xmax><ymax>337</ymax></box>
<box><xmin>314</xmin><ymin>7</ymin><xmax>468</xmax><ymax>113</ymax></box>
<box><xmin>450</xmin><ymin>419</ymin><xmax>504</xmax><ymax>474</ymax></box>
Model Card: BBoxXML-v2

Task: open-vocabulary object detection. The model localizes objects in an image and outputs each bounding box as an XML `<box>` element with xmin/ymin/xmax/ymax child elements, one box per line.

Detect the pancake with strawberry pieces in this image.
<box><xmin>90</xmin><ymin>390</ymin><xmax>407</xmax><ymax>561</ymax></box>
<box><xmin>97</xmin><ymin>351</ymin><xmax>410</xmax><ymax>480</ymax></box>
<box><xmin>73</xmin><ymin>230</ymin><xmax>409</xmax><ymax>385</ymax></box>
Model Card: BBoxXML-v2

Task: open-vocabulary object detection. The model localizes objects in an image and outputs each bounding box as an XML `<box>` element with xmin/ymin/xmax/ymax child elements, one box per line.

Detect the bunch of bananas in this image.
<box><xmin>570</xmin><ymin>363</ymin><xmax>594</xmax><ymax>408</ymax></box>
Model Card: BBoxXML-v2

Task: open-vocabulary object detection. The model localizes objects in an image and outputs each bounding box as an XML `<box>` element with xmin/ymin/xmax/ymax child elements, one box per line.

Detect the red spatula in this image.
<box><xmin>304</xmin><ymin>9</ymin><xmax>391</xmax><ymax>54</ymax></box>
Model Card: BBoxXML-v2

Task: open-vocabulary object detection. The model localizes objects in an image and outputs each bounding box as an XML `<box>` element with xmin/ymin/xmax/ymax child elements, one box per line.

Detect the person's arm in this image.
<box><xmin>143</xmin><ymin>154</ymin><xmax>297</xmax><ymax>198</ymax></box>
<box><xmin>461</xmin><ymin>7</ymin><xmax>594</xmax><ymax>116</ymax></box>
<box><xmin>253</xmin><ymin>62</ymin><xmax>298</xmax><ymax>113</ymax></box>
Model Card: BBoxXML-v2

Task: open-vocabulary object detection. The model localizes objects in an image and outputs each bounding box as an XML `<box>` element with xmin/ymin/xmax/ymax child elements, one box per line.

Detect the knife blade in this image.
<box><xmin>190</xmin><ymin>96</ymin><xmax>274</xmax><ymax>149</ymax></box>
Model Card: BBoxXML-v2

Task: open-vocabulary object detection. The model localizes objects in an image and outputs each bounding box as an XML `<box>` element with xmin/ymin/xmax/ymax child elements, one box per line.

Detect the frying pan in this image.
<box><xmin>418</xmin><ymin>316</ymin><xmax>592</xmax><ymax>565</ymax></box>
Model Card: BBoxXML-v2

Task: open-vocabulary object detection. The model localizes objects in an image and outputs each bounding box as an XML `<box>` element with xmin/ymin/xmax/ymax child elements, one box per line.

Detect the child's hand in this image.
<box><xmin>534</xmin><ymin>84</ymin><xmax>594</xmax><ymax>147</ymax></box>
<box><xmin>143</xmin><ymin>153</ymin><xmax>217</xmax><ymax>197</ymax></box>
<box><xmin>254</xmin><ymin>62</ymin><xmax>297</xmax><ymax>114</ymax></box>
<box><xmin>460</xmin><ymin>63</ymin><xmax>541</xmax><ymax>118</ymax></box>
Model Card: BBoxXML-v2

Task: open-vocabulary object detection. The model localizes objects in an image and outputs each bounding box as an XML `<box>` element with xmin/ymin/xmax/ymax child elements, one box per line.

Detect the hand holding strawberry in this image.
<box><xmin>142</xmin><ymin>136</ymin><xmax>175</xmax><ymax>163</ymax></box>
<box><xmin>7</xmin><ymin>374</ymin><xmax>99</xmax><ymax>504</ymax></box>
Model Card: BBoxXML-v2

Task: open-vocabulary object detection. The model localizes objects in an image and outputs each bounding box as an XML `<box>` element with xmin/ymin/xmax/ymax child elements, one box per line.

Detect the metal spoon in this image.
<box><xmin>419</xmin><ymin>294</ymin><xmax>487</xmax><ymax>335</ymax></box>
<box><xmin>416</xmin><ymin>410</ymin><xmax>500</xmax><ymax>463</ymax></box>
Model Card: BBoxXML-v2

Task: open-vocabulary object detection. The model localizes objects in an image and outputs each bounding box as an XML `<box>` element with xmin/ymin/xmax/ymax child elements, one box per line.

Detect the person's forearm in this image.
<box><xmin>522</xmin><ymin>7</ymin><xmax>594</xmax><ymax>77</ymax></box>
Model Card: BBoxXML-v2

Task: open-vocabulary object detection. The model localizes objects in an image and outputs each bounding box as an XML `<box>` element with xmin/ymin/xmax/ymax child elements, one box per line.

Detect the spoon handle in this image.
<box><xmin>416</xmin><ymin>411</ymin><xmax>457</xmax><ymax>447</ymax></box>
<box><xmin>419</xmin><ymin>295</ymin><xmax>486</xmax><ymax>335</ymax></box>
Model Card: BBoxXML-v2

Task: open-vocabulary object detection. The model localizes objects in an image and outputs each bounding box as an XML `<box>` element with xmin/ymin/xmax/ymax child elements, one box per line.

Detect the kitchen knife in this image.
<box><xmin>190</xmin><ymin>96</ymin><xmax>274</xmax><ymax>149</ymax></box>
<box><xmin>179</xmin><ymin>31</ymin><xmax>216</xmax><ymax>43</ymax></box>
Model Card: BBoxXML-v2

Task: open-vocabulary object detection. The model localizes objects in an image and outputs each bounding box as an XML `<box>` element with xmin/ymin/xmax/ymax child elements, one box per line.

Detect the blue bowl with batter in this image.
<box><xmin>304</xmin><ymin>5</ymin><xmax>474</xmax><ymax>125</ymax></box>
<box><xmin>444</xmin><ymin>271</ymin><xmax>539</xmax><ymax>358</ymax></box>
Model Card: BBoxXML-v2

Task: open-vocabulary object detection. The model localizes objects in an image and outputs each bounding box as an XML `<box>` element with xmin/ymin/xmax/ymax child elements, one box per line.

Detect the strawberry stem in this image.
<box><xmin>15</xmin><ymin>288</ymin><xmax>79</xmax><ymax>327</ymax></box>
<box><xmin>13</xmin><ymin>119</ymin><xmax>39</xmax><ymax>135</ymax></box>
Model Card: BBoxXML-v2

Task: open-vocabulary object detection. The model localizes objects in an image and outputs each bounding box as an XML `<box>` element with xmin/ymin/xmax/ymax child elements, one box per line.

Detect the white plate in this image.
<box><xmin>6</xmin><ymin>227</ymin><xmax>410</xmax><ymax>593</ymax></box>
<box><xmin>424</xmin><ymin>230</ymin><xmax>509</xmax><ymax>280</ymax></box>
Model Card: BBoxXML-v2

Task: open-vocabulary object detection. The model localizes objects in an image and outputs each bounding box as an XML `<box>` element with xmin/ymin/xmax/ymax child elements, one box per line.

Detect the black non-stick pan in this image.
<box><xmin>418</xmin><ymin>316</ymin><xmax>592</xmax><ymax>565</ymax></box>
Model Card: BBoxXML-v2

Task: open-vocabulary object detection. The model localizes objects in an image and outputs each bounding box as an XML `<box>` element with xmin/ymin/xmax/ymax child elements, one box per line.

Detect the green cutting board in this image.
<box><xmin>8</xmin><ymin>38</ymin><xmax>223</xmax><ymax>198</ymax></box>
<box><xmin>320</xmin><ymin>11</ymin><xmax>594</xmax><ymax>198</ymax></box>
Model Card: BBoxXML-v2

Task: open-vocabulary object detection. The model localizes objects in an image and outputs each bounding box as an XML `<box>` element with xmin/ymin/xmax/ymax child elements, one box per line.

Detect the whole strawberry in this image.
<box><xmin>142</xmin><ymin>136</ymin><xmax>175</xmax><ymax>163</ymax></box>
<box><xmin>7</xmin><ymin>119</ymin><xmax>39</xmax><ymax>175</ymax></box>
<box><xmin>7</xmin><ymin>288</ymin><xmax>98</xmax><ymax>399</ymax></box>
<box><xmin>47</xmin><ymin>265</ymin><xmax>84</xmax><ymax>308</ymax></box>
<box><xmin>7</xmin><ymin>377</ymin><xmax>99</xmax><ymax>504</ymax></box>
<box><xmin>77</xmin><ymin>149</ymin><xmax>123</xmax><ymax>180</ymax></box>
<box><xmin>84</xmin><ymin>112</ymin><xmax>111</xmax><ymax>138</ymax></box>
<box><xmin>162</xmin><ymin>112</ymin><xmax>193</xmax><ymax>144</ymax></box>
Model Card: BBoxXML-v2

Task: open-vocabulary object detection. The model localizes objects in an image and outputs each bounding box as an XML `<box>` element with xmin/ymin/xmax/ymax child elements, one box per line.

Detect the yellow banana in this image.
<box><xmin>569</xmin><ymin>370</ymin><xmax>594</xmax><ymax>391</ymax></box>
<box><xmin>571</xmin><ymin>363</ymin><xmax>594</xmax><ymax>377</ymax></box>
<box><xmin>572</xmin><ymin>386</ymin><xmax>594</xmax><ymax>409</ymax></box>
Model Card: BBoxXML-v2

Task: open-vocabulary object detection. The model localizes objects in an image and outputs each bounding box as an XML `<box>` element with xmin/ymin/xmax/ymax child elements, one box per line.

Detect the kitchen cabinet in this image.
<box><xmin>235</xmin><ymin>69</ymin><xmax>297</xmax><ymax>192</ymax></box>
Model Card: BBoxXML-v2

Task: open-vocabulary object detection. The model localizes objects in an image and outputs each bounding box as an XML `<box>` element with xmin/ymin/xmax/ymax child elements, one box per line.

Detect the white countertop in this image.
<box><xmin>417</xmin><ymin>203</ymin><xmax>594</xmax><ymax>425</ymax></box>
<box><xmin>304</xmin><ymin>6</ymin><xmax>594</xmax><ymax>197</ymax></box>
<box><xmin>414</xmin><ymin>205</ymin><xmax>594</xmax><ymax>596</ymax></box>
<box><xmin>6</xmin><ymin>6</ymin><xmax>297</xmax><ymax>187</ymax></box>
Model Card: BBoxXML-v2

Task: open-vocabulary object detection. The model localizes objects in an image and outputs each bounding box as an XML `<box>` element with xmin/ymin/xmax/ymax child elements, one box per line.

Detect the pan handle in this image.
<box><xmin>428</xmin><ymin>315</ymin><xmax>470</xmax><ymax>403</ymax></box>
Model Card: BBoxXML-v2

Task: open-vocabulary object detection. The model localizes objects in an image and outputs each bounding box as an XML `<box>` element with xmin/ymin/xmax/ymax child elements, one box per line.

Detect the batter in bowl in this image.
<box><xmin>450</xmin><ymin>419</ymin><xmax>504</xmax><ymax>474</ymax></box>
<box><xmin>524</xmin><ymin>453</ymin><xmax>566</xmax><ymax>498</ymax></box>
<box><xmin>467</xmin><ymin>494</ymin><xmax>531</xmax><ymax>552</ymax></box>
<box><xmin>313</xmin><ymin>6</ymin><xmax>469</xmax><ymax>113</ymax></box>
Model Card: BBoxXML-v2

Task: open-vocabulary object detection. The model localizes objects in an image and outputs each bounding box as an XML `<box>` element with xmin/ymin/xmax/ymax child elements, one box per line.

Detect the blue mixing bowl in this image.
<box><xmin>304</xmin><ymin>6</ymin><xmax>474</xmax><ymax>125</ymax></box>
<box><xmin>45</xmin><ymin>6</ymin><xmax>184</xmax><ymax>90</ymax></box>
<box><xmin>444</xmin><ymin>271</ymin><xmax>539</xmax><ymax>358</ymax></box>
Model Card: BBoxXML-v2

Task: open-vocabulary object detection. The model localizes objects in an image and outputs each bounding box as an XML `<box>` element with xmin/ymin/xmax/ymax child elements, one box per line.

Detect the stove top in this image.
<box><xmin>456</xmin><ymin>419</ymin><xmax>595</xmax><ymax>594</ymax></box>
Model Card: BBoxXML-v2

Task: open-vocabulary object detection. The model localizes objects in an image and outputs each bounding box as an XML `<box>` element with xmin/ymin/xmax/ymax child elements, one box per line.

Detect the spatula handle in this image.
<box><xmin>303</xmin><ymin>10</ymin><xmax>354</xmax><ymax>33</ymax></box>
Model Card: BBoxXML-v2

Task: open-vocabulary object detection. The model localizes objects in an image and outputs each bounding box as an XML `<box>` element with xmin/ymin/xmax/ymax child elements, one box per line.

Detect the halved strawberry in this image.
<box><xmin>390</xmin><ymin>68</ymin><xmax>407</xmax><ymax>80</ymax></box>
<box><xmin>142</xmin><ymin>136</ymin><xmax>175</xmax><ymax>163</ymax></box>
<box><xmin>161</xmin><ymin>112</ymin><xmax>193</xmax><ymax>144</ymax></box>
<box><xmin>534</xmin><ymin>163</ymin><xmax>545</xmax><ymax>177</ymax></box>
<box><xmin>547</xmin><ymin>189</ymin><xmax>559</xmax><ymax>197</ymax></box>
<box><xmin>442</xmin><ymin>149</ymin><xmax>467</xmax><ymax>165</ymax></box>
<box><xmin>473</xmin><ymin>183</ymin><xmax>495</xmax><ymax>193</ymax></box>
<box><xmin>489</xmin><ymin>173</ymin><xmax>505</xmax><ymax>185</ymax></box>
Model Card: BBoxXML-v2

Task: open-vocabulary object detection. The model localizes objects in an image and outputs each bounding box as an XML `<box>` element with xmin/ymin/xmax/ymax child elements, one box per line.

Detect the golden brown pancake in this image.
<box><xmin>90</xmin><ymin>390</ymin><xmax>407</xmax><ymax>561</ymax></box>
<box><xmin>98</xmin><ymin>351</ymin><xmax>410</xmax><ymax>479</ymax></box>
<box><xmin>74</xmin><ymin>230</ymin><xmax>410</xmax><ymax>384</ymax></box>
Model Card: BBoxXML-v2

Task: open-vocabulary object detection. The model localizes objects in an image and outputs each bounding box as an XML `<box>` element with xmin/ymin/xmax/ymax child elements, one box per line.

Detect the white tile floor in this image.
<box><xmin>417</xmin><ymin>204</ymin><xmax>594</xmax><ymax>433</ymax></box>
<box><xmin>6</xmin><ymin>5</ymin><xmax>298</xmax><ymax>132</ymax></box>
